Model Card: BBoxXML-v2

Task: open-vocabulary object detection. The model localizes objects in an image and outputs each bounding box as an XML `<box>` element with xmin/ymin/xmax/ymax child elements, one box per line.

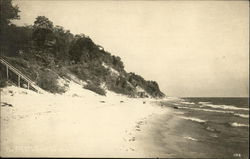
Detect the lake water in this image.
<box><xmin>144</xmin><ymin>97</ymin><xmax>249</xmax><ymax>158</ymax></box>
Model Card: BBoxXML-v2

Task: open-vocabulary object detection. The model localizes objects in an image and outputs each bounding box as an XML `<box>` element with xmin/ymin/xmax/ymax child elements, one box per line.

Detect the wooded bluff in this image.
<box><xmin>0</xmin><ymin>1</ymin><xmax>165</xmax><ymax>98</ymax></box>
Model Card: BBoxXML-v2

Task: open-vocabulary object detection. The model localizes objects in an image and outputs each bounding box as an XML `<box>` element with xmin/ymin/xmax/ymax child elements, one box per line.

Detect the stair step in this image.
<box><xmin>0</xmin><ymin>57</ymin><xmax>45</xmax><ymax>94</ymax></box>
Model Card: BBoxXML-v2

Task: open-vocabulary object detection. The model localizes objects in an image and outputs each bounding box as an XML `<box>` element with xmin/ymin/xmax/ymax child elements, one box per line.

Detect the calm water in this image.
<box><xmin>155</xmin><ymin>97</ymin><xmax>249</xmax><ymax>158</ymax></box>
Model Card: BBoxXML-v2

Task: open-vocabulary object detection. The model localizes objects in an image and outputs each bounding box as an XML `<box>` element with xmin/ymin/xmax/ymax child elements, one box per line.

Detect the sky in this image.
<box><xmin>13</xmin><ymin>0</ymin><xmax>249</xmax><ymax>97</ymax></box>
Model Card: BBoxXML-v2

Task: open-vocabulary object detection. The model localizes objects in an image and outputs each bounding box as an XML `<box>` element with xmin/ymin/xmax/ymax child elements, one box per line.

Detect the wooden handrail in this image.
<box><xmin>0</xmin><ymin>58</ymin><xmax>35</xmax><ymax>84</ymax></box>
<box><xmin>0</xmin><ymin>57</ymin><xmax>44</xmax><ymax>93</ymax></box>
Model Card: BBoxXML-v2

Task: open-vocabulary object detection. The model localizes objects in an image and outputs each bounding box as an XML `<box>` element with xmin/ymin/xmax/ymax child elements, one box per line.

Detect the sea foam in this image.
<box><xmin>180</xmin><ymin>101</ymin><xmax>196</xmax><ymax>105</ymax></box>
<box><xmin>179</xmin><ymin>116</ymin><xmax>206</xmax><ymax>123</ymax></box>
<box><xmin>173</xmin><ymin>103</ymin><xmax>180</xmax><ymax>106</ymax></box>
<box><xmin>180</xmin><ymin>106</ymin><xmax>234</xmax><ymax>114</ymax></box>
<box><xmin>201</xmin><ymin>103</ymin><xmax>249</xmax><ymax>111</ymax></box>
<box><xmin>198</xmin><ymin>102</ymin><xmax>212</xmax><ymax>105</ymax></box>
<box><xmin>230</xmin><ymin>122</ymin><xmax>249</xmax><ymax>127</ymax></box>
<box><xmin>234</xmin><ymin>113</ymin><xmax>249</xmax><ymax>118</ymax></box>
<box><xmin>184</xmin><ymin>136</ymin><xmax>198</xmax><ymax>141</ymax></box>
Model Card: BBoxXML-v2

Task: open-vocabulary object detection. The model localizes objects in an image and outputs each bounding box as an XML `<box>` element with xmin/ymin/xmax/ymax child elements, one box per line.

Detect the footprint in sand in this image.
<box><xmin>137</xmin><ymin>121</ymin><xmax>143</xmax><ymax>124</ymax></box>
<box><xmin>129</xmin><ymin>148</ymin><xmax>135</xmax><ymax>151</ymax></box>
<box><xmin>129</xmin><ymin>137</ymin><xmax>136</xmax><ymax>142</ymax></box>
<box><xmin>135</xmin><ymin>124</ymin><xmax>141</xmax><ymax>131</ymax></box>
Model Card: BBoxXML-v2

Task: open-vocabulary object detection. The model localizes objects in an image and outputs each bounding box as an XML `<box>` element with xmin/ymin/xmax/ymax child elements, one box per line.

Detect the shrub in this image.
<box><xmin>84</xmin><ymin>83</ymin><xmax>106</xmax><ymax>96</ymax></box>
<box><xmin>145</xmin><ymin>81</ymin><xmax>165</xmax><ymax>98</ymax></box>
<box><xmin>56</xmin><ymin>66</ymin><xmax>71</xmax><ymax>79</ymax></box>
<box><xmin>37</xmin><ymin>69</ymin><xmax>65</xmax><ymax>93</ymax></box>
<box><xmin>107</xmin><ymin>76</ymin><xmax>135</xmax><ymax>96</ymax></box>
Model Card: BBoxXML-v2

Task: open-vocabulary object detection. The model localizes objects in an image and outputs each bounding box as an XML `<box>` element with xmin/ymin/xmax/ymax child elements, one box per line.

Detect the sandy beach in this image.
<box><xmin>0</xmin><ymin>82</ymin><xmax>172</xmax><ymax>157</ymax></box>
<box><xmin>1</xmin><ymin>0</ymin><xmax>248</xmax><ymax>158</ymax></box>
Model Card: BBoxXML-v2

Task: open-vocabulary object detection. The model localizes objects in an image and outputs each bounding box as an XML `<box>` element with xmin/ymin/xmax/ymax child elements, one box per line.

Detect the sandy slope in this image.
<box><xmin>0</xmin><ymin>83</ymin><xmax>171</xmax><ymax>157</ymax></box>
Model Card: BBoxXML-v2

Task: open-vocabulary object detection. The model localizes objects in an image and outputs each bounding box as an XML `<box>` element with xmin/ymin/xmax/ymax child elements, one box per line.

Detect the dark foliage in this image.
<box><xmin>37</xmin><ymin>69</ymin><xmax>65</xmax><ymax>93</ymax></box>
<box><xmin>1</xmin><ymin>0</ymin><xmax>165</xmax><ymax>97</ymax></box>
<box><xmin>128</xmin><ymin>72</ymin><xmax>165</xmax><ymax>98</ymax></box>
<box><xmin>0</xmin><ymin>0</ymin><xmax>20</xmax><ymax>27</ymax></box>
<box><xmin>84</xmin><ymin>83</ymin><xmax>106</xmax><ymax>96</ymax></box>
<box><xmin>1</xmin><ymin>0</ymin><xmax>20</xmax><ymax>56</ymax></box>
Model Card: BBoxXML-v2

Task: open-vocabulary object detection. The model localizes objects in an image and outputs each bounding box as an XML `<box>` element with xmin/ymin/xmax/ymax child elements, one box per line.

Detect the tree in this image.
<box><xmin>69</xmin><ymin>35</ymin><xmax>95</xmax><ymax>63</ymax></box>
<box><xmin>0</xmin><ymin>0</ymin><xmax>20</xmax><ymax>27</ymax></box>
<box><xmin>52</xmin><ymin>25</ymin><xmax>73</xmax><ymax>61</ymax></box>
<box><xmin>33</xmin><ymin>16</ymin><xmax>53</xmax><ymax>30</ymax></box>
<box><xmin>0</xmin><ymin>0</ymin><xmax>20</xmax><ymax>56</ymax></box>
<box><xmin>4</xmin><ymin>25</ymin><xmax>33</xmax><ymax>56</ymax></box>
<box><xmin>32</xmin><ymin>16</ymin><xmax>54</xmax><ymax>49</ymax></box>
<box><xmin>112</xmin><ymin>55</ymin><xmax>124</xmax><ymax>72</ymax></box>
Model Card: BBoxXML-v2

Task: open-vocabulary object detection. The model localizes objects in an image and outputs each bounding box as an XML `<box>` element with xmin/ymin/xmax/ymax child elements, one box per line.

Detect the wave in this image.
<box><xmin>198</xmin><ymin>102</ymin><xmax>212</xmax><ymax>105</ymax></box>
<box><xmin>230</xmin><ymin>122</ymin><xmax>249</xmax><ymax>127</ymax></box>
<box><xmin>195</xmin><ymin>108</ymin><xmax>234</xmax><ymax>114</ymax></box>
<box><xmin>234</xmin><ymin>113</ymin><xmax>249</xmax><ymax>118</ymax></box>
<box><xmin>180</xmin><ymin>101</ymin><xmax>196</xmax><ymax>105</ymax></box>
<box><xmin>180</xmin><ymin>106</ymin><xmax>234</xmax><ymax>114</ymax></box>
<box><xmin>173</xmin><ymin>103</ymin><xmax>180</xmax><ymax>106</ymax></box>
<box><xmin>201</xmin><ymin>103</ymin><xmax>249</xmax><ymax>111</ymax></box>
<box><xmin>184</xmin><ymin>136</ymin><xmax>198</xmax><ymax>141</ymax></box>
<box><xmin>179</xmin><ymin>116</ymin><xmax>206</xmax><ymax>123</ymax></box>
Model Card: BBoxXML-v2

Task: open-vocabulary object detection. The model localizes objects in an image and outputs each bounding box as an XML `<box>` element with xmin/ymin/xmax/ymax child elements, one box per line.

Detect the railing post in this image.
<box><xmin>1</xmin><ymin>58</ymin><xmax>43</xmax><ymax>93</ymax></box>
<box><xmin>18</xmin><ymin>75</ymin><xmax>20</xmax><ymax>87</ymax></box>
<box><xmin>6</xmin><ymin>65</ymin><xmax>9</xmax><ymax>79</ymax></box>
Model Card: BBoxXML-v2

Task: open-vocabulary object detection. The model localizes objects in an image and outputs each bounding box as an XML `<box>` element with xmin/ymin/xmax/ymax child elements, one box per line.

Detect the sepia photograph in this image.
<box><xmin>0</xmin><ymin>0</ymin><xmax>249</xmax><ymax>158</ymax></box>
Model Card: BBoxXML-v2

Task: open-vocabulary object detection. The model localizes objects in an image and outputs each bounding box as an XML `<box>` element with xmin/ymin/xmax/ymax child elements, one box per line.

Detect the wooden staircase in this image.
<box><xmin>0</xmin><ymin>57</ymin><xmax>45</xmax><ymax>94</ymax></box>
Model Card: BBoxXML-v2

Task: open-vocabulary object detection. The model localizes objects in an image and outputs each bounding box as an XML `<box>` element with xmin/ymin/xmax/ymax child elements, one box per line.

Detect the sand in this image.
<box><xmin>0</xmin><ymin>82</ymin><xmax>172</xmax><ymax>157</ymax></box>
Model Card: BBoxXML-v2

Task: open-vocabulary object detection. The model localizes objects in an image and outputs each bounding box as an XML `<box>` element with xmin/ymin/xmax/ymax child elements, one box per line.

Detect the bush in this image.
<box><xmin>37</xmin><ymin>70</ymin><xmax>65</xmax><ymax>93</ymax></box>
<box><xmin>56</xmin><ymin>66</ymin><xmax>71</xmax><ymax>79</ymax></box>
<box><xmin>107</xmin><ymin>76</ymin><xmax>135</xmax><ymax>96</ymax></box>
<box><xmin>84</xmin><ymin>83</ymin><xmax>106</xmax><ymax>96</ymax></box>
<box><xmin>145</xmin><ymin>81</ymin><xmax>165</xmax><ymax>98</ymax></box>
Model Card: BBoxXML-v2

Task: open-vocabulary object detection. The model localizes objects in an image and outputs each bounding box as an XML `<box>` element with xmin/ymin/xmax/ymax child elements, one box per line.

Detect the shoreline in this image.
<box><xmin>0</xmin><ymin>86</ymin><xmax>172</xmax><ymax>157</ymax></box>
<box><xmin>137</xmin><ymin>99</ymin><xmax>249</xmax><ymax>158</ymax></box>
<box><xmin>133</xmin><ymin>105</ymin><xmax>180</xmax><ymax>158</ymax></box>
<box><xmin>2</xmin><ymin>86</ymin><xmax>247</xmax><ymax>158</ymax></box>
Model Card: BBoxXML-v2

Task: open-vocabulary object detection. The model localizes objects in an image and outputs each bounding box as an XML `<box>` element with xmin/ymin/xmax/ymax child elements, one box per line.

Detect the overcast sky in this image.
<box><xmin>13</xmin><ymin>0</ymin><xmax>249</xmax><ymax>97</ymax></box>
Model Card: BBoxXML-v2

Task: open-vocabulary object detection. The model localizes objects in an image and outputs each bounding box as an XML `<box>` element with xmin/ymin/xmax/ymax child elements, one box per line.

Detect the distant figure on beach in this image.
<box><xmin>143</xmin><ymin>101</ymin><xmax>146</xmax><ymax>104</ymax></box>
